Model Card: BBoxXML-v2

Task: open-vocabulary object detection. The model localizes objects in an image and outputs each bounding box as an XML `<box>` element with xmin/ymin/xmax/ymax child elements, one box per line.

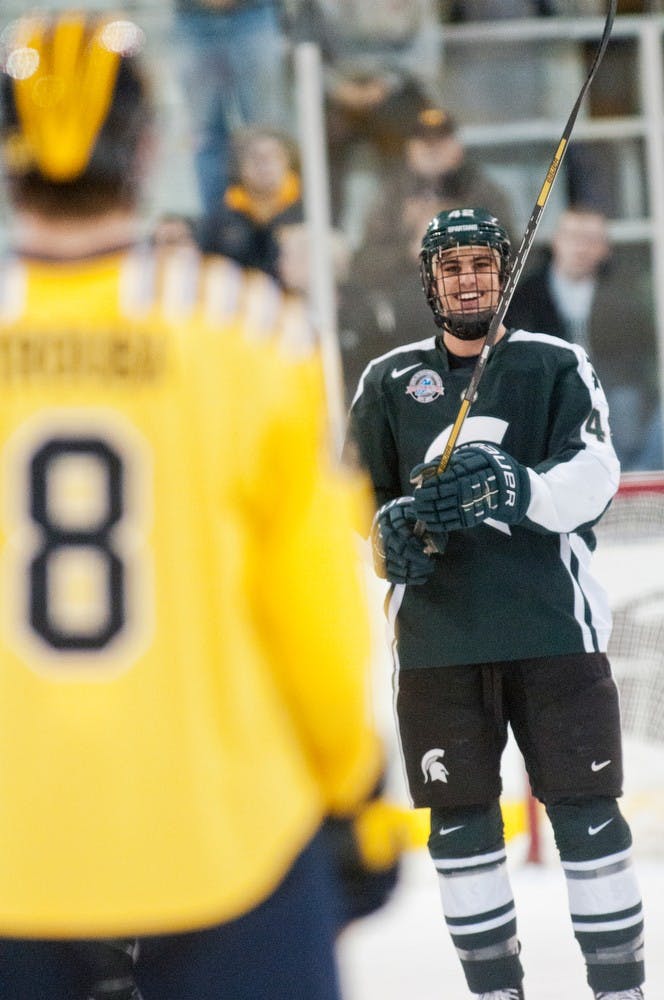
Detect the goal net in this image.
<box><xmin>593</xmin><ymin>471</ymin><xmax>664</xmax><ymax>856</ymax></box>
<box><xmin>524</xmin><ymin>472</ymin><xmax>664</xmax><ymax>863</ymax></box>
<box><xmin>597</xmin><ymin>473</ymin><xmax>664</xmax><ymax>741</ymax></box>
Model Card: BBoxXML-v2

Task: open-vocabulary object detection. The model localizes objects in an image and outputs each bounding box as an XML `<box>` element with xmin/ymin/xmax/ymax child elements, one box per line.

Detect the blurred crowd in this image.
<box><xmin>159</xmin><ymin>0</ymin><xmax>662</xmax><ymax>471</ymax></box>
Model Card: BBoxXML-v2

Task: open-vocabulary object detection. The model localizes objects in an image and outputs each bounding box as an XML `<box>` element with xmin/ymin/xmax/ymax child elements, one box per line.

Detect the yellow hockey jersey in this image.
<box><xmin>0</xmin><ymin>246</ymin><xmax>381</xmax><ymax>937</ymax></box>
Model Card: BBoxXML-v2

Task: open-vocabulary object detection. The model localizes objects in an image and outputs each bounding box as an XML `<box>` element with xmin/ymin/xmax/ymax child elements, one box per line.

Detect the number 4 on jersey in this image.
<box><xmin>585</xmin><ymin>407</ymin><xmax>606</xmax><ymax>442</ymax></box>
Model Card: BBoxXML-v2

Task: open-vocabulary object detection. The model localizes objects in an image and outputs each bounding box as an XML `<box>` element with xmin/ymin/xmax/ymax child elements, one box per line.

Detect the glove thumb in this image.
<box><xmin>410</xmin><ymin>457</ymin><xmax>442</xmax><ymax>490</ymax></box>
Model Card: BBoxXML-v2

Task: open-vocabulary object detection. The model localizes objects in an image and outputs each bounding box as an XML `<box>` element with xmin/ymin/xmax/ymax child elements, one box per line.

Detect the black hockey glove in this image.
<box><xmin>410</xmin><ymin>443</ymin><xmax>531</xmax><ymax>532</ymax></box>
<box><xmin>324</xmin><ymin>792</ymin><xmax>408</xmax><ymax>930</ymax></box>
<box><xmin>371</xmin><ymin>497</ymin><xmax>443</xmax><ymax>585</ymax></box>
<box><xmin>324</xmin><ymin>812</ymin><xmax>399</xmax><ymax>929</ymax></box>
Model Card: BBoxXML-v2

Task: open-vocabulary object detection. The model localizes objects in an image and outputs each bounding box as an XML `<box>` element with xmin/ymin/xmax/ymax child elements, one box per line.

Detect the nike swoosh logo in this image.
<box><xmin>591</xmin><ymin>760</ymin><xmax>611</xmax><ymax>772</ymax></box>
<box><xmin>439</xmin><ymin>824</ymin><xmax>465</xmax><ymax>836</ymax></box>
<box><xmin>588</xmin><ymin>819</ymin><xmax>614</xmax><ymax>836</ymax></box>
<box><xmin>391</xmin><ymin>363</ymin><xmax>421</xmax><ymax>379</ymax></box>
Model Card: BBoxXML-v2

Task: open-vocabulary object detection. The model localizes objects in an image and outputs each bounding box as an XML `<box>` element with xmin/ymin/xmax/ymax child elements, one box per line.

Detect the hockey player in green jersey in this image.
<box><xmin>346</xmin><ymin>207</ymin><xmax>645</xmax><ymax>1000</ymax></box>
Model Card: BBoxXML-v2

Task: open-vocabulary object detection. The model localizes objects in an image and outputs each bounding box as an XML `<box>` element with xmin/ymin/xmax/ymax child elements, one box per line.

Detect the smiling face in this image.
<box><xmin>419</xmin><ymin>208</ymin><xmax>512</xmax><ymax>347</ymax></box>
<box><xmin>432</xmin><ymin>244</ymin><xmax>502</xmax><ymax>345</ymax></box>
<box><xmin>435</xmin><ymin>245</ymin><xmax>501</xmax><ymax>310</ymax></box>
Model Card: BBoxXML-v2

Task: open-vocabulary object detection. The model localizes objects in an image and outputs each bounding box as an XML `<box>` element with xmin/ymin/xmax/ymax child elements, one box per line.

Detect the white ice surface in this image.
<box><xmin>338</xmin><ymin>848</ymin><xmax>662</xmax><ymax>1000</ymax></box>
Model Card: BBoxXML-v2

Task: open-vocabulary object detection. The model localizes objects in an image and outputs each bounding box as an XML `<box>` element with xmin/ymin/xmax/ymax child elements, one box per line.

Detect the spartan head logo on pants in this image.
<box><xmin>421</xmin><ymin>748</ymin><xmax>449</xmax><ymax>783</ymax></box>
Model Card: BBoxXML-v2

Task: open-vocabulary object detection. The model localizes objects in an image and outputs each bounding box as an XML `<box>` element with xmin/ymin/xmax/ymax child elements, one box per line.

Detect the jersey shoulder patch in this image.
<box><xmin>351</xmin><ymin>336</ymin><xmax>437</xmax><ymax>405</ymax></box>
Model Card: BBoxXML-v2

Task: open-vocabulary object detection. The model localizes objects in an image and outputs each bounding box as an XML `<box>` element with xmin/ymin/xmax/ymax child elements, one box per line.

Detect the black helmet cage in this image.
<box><xmin>419</xmin><ymin>209</ymin><xmax>512</xmax><ymax>338</ymax></box>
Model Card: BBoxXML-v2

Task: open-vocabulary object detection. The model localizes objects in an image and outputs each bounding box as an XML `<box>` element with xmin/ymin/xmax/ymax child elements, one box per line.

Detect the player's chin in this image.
<box><xmin>446</xmin><ymin>307</ymin><xmax>495</xmax><ymax>340</ymax></box>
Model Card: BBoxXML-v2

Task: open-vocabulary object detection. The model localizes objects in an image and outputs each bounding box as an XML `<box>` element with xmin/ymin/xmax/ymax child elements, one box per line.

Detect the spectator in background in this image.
<box><xmin>286</xmin><ymin>0</ymin><xmax>443</xmax><ymax>246</ymax></box>
<box><xmin>274</xmin><ymin>220</ymin><xmax>367</xmax><ymax>401</ymax></box>
<box><xmin>606</xmin><ymin>384</ymin><xmax>663</xmax><ymax>473</ymax></box>
<box><xmin>324</xmin><ymin>63</ymin><xmax>433</xmax><ymax>234</ymax></box>
<box><xmin>356</xmin><ymin>107</ymin><xmax>517</xmax><ymax>288</ymax></box>
<box><xmin>275</xmin><ymin>219</ymin><xmax>352</xmax><ymax>294</ymax></box>
<box><xmin>173</xmin><ymin>1</ymin><xmax>291</xmax><ymax>217</ymax></box>
<box><xmin>287</xmin><ymin>0</ymin><xmax>442</xmax><ymax>90</ymax></box>
<box><xmin>507</xmin><ymin>205</ymin><xmax>612</xmax><ymax>353</ymax></box>
<box><xmin>274</xmin><ymin>202</ymin><xmax>444</xmax><ymax>408</ymax></box>
<box><xmin>439</xmin><ymin>2</ymin><xmax>634</xmax><ymax>219</ymax></box>
<box><xmin>506</xmin><ymin>205</ymin><xmax>662</xmax><ymax>470</ymax></box>
<box><xmin>339</xmin><ymin>193</ymin><xmax>452</xmax><ymax>403</ymax></box>
<box><xmin>197</xmin><ymin>125</ymin><xmax>303</xmax><ymax>277</ymax></box>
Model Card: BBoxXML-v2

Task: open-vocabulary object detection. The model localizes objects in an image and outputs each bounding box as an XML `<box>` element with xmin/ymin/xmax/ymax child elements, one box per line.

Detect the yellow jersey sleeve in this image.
<box><xmin>242</xmin><ymin>354</ymin><xmax>383</xmax><ymax>814</ymax></box>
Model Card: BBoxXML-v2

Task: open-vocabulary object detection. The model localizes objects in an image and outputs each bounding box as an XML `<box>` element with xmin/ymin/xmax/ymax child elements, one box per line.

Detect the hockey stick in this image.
<box><xmin>433</xmin><ymin>0</ymin><xmax>617</xmax><ymax>476</ymax></box>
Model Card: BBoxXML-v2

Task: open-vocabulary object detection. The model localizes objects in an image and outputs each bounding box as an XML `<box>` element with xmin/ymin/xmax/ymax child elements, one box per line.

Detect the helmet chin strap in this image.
<box><xmin>444</xmin><ymin>309</ymin><xmax>494</xmax><ymax>341</ymax></box>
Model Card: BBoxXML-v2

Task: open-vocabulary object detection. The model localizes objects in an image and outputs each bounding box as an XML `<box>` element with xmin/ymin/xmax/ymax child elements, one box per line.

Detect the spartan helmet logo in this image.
<box><xmin>421</xmin><ymin>748</ymin><xmax>449</xmax><ymax>784</ymax></box>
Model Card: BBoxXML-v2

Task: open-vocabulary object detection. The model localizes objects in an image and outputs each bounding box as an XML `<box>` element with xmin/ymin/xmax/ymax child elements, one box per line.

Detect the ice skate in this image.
<box><xmin>87</xmin><ymin>986</ymin><xmax>143</xmax><ymax>1000</ymax></box>
<box><xmin>594</xmin><ymin>989</ymin><xmax>644</xmax><ymax>1000</ymax></box>
<box><xmin>87</xmin><ymin>988</ymin><xmax>143</xmax><ymax>1000</ymax></box>
<box><xmin>474</xmin><ymin>988</ymin><xmax>524</xmax><ymax>1000</ymax></box>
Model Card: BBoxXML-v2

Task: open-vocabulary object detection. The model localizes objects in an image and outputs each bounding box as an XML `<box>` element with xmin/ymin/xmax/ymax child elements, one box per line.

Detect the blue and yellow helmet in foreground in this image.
<box><xmin>0</xmin><ymin>13</ymin><xmax>149</xmax><ymax>205</ymax></box>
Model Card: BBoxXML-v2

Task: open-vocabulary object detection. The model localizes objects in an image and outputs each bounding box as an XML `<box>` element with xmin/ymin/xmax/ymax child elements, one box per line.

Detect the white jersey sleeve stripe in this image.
<box><xmin>558</xmin><ymin>532</ymin><xmax>613</xmax><ymax>653</ymax></box>
<box><xmin>510</xmin><ymin>334</ymin><xmax>620</xmax><ymax>533</ymax></box>
<box><xmin>568</xmin><ymin>530</ymin><xmax>613</xmax><ymax>651</ymax></box>
<box><xmin>526</xmin><ymin>449</ymin><xmax>619</xmax><ymax>533</ymax></box>
<box><xmin>559</xmin><ymin>534</ymin><xmax>596</xmax><ymax>652</ymax></box>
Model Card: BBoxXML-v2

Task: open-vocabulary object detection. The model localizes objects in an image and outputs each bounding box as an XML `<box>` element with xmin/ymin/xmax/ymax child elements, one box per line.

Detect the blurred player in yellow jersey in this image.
<box><xmin>0</xmin><ymin>12</ymin><xmax>395</xmax><ymax>1000</ymax></box>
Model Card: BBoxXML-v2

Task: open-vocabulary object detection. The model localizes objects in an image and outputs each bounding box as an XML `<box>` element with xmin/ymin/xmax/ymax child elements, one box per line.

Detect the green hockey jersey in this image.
<box><xmin>347</xmin><ymin>329</ymin><xmax>620</xmax><ymax>668</ymax></box>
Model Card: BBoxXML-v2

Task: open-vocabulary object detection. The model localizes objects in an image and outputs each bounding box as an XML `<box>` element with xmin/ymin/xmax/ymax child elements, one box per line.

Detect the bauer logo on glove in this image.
<box><xmin>411</xmin><ymin>442</ymin><xmax>531</xmax><ymax>532</ymax></box>
<box><xmin>473</xmin><ymin>442</ymin><xmax>518</xmax><ymax>510</ymax></box>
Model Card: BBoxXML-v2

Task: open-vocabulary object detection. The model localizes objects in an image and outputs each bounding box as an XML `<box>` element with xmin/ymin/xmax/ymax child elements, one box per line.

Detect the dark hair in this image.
<box><xmin>1</xmin><ymin>57</ymin><xmax>152</xmax><ymax>217</ymax></box>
